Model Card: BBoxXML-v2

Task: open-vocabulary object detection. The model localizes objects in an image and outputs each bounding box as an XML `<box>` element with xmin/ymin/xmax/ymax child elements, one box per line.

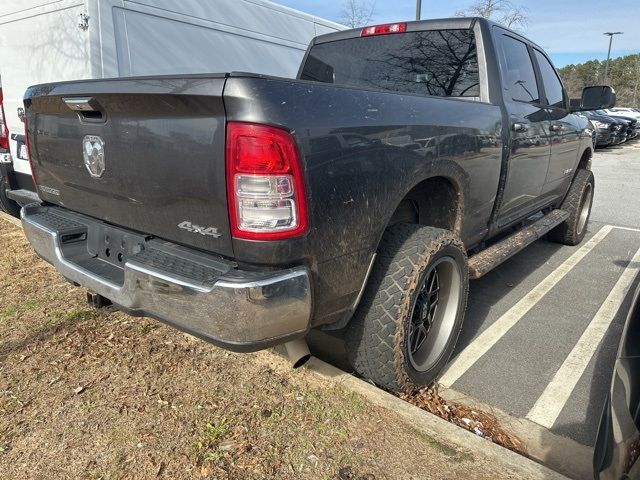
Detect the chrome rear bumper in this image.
<box><xmin>21</xmin><ymin>205</ymin><xmax>312</xmax><ymax>351</ymax></box>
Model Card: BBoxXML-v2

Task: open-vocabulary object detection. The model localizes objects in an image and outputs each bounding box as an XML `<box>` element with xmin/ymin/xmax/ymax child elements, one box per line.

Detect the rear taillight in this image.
<box><xmin>0</xmin><ymin>89</ymin><xmax>9</xmax><ymax>151</ymax></box>
<box><xmin>361</xmin><ymin>23</ymin><xmax>407</xmax><ymax>37</ymax></box>
<box><xmin>226</xmin><ymin>122</ymin><xmax>308</xmax><ymax>240</ymax></box>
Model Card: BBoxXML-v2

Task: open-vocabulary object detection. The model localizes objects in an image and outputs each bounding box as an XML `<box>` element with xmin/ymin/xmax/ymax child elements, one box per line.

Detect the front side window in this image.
<box><xmin>300</xmin><ymin>29</ymin><xmax>480</xmax><ymax>98</ymax></box>
<box><xmin>534</xmin><ymin>50</ymin><xmax>565</xmax><ymax>108</ymax></box>
<box><xmin>496</xmin><ymin>34</ymin><xmax>539</xmax><ymax>103</ymax></box>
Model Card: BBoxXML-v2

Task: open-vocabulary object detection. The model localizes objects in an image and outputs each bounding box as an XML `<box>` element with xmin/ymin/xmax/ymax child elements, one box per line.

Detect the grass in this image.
<box><xmin>0</xmin><ymin>299</ymin><xmax>38</xmax><ymax>321</ymax></box>
<box><xmin>21</xmin><ymin>300</ymin><xmax>38</xmax><ymax>310</ymax></box>
<box><xmin>0</xmin><ymin>391</ymin><xmax>24</xmax><ymax>415</ymax></box>
<box><xmin>0</xmin><ymin>306</ymin><xmax>17</xmax><ymax>321</ymax></box>
<box><xmin>78</xmin><ymin>401</ymin><xmax>96</xmax><ymax>411</ymax></box>
<box><xmin>139</xmin><ymin>321</ymin><xmax>159</xmax><ymax>334</ymax></box>
<box><xmin>63</xmin><ymin>309</ymin><xmax>97</xmax><ymax>322</ymax></box>
<box><xmin>25</xmin><ymin>309</ymin><xmax>97</xmax><ymax>336</ymax></box>
<box><xmin>410</xmin><ymin>426</ymin><xmax>474</xmax><ymax>462</ymax></box>
<box><xmin>192</xmin><ymin>417</ymin><xmax>232</xmax><ymax>463</ymax></box>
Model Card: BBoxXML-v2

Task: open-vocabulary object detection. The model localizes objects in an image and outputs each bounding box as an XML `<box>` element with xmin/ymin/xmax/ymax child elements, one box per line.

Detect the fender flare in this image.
<box><xmin>376</xmin><ymin>158</ymin><xmax>470</xmax><ymax>249</ymax></box>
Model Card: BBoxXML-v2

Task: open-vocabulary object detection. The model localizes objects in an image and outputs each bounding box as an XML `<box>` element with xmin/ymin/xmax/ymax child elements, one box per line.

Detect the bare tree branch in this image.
<box><xmin>455</xmin><ymin>0</ymin><xmax>528</xmax><ymax>30</ymax></box>
<box><xmin>340</xmin><ymin>0</ymin><xmax>376</xmax><ymax>28</ymax></box>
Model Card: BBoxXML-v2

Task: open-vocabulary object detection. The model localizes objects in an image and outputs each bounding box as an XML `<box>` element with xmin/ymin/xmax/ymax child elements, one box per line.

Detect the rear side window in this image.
<box><xmin>300</xmin><ymin>29</ymin><xmax>480</xmax><ymax>98</ymax></box>
<box><xmin>533</xmin><ymin>49</ymin><xmax>565</xmax><ymax>108</ymax></box>
<box><xmin>495</xmin><ymin>34</ymin><xmax>539</xmax><ymax>103</ymax></box>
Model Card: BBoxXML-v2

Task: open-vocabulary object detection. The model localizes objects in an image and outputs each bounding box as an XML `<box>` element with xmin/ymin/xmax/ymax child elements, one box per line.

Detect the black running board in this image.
<box><xmin>468</xmin><ymin>209</ymin><xmax>569</xmax><ymax>280</ymax></box>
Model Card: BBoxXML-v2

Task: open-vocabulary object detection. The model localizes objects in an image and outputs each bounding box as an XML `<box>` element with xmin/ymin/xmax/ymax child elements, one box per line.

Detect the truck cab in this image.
<box><xmin>489</xmin><ymin>25</ymin><xmax>588</xmax><ymax>229</ymax></box>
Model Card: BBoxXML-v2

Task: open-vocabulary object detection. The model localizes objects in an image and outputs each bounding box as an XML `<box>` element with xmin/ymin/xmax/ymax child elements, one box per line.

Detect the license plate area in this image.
<box><xmin>87</xmin><ymin>223</ymin><xmax>147</xmax><ymax>269</ymax></box>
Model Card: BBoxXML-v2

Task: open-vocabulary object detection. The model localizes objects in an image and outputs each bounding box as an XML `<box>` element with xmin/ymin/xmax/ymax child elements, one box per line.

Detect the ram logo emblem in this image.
<box><xmin>82</xmin><ymin>135</ymin><xmax>105</xmax><ymax>178</ymax></box>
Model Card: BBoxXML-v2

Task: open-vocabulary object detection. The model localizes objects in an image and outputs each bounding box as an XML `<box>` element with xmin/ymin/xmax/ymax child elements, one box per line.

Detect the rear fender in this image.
<box><xmin>375</xmin><ymin>158</ymin><xmax>469</xmax><ymax>252</ymax></box>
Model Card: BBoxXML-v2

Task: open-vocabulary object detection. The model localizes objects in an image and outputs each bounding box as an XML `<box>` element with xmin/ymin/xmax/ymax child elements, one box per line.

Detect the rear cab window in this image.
<box><xmin>300</xmin><ymin>29</ymin><xmax>480</xmax><ymax>98</ymax></box>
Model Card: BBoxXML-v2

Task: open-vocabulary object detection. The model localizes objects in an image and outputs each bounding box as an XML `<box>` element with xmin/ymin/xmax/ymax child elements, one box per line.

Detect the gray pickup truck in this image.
<box><xmin>20</xmin><ymin>18</ymin><xmax>614</xmax><ymax>392</ymax></box>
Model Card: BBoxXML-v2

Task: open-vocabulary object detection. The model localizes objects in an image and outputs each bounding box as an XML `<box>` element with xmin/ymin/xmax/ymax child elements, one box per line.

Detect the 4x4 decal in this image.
<box><xmin>178</xmin><ymin>221</ymin><xmax>222</xmax><ymax>238</ymax></box>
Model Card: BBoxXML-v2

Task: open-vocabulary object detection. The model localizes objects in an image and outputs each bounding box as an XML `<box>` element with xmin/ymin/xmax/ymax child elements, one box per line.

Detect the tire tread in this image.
<box><xmin>345</xmin><ymin>224</ymin><xmax>468</xmax><ymax>391</ymax></box>
<box><xmin>548</xmin><ymin>169</ymin><xmax>594</xmax><ymax>246</ymax></box>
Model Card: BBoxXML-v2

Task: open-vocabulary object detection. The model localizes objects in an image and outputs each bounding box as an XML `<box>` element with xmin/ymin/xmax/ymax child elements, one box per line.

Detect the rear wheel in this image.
<box><xmin>0</xmin><ymin>179</ymin><xmax>20</xmax><ymax>218</ymax></box>
<box><xmin>345</xmin><ymin>224</ymin><xmax>468</xmax><ymax>392</ymax></box>
<box><xmin>548</xmin><ymin>169</ymin><xmax>594</xmax><ymax>246</ymax></box>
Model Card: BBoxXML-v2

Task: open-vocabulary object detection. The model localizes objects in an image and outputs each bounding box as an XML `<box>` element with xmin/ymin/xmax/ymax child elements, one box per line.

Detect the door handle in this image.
<box><xmin>512</xmin><ymin>123</ymin><xmax>528</xmax><ymax>132</ymax></box>
<box><xmin>63</xmin><ymin>97</ymin><xmax>97</xmax><ymax>111</ymax></box>
<box><xmin>550</xmin><ymin>124</ymin><xmax>564</xmax><ymax>132</ymax></box>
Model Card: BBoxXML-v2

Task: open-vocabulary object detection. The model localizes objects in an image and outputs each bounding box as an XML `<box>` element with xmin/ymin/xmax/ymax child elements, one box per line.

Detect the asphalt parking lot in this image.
<box><xmin>309</xmin><ymin>138</ymin><xmax>640</xmax><ymax>479</ymax></box>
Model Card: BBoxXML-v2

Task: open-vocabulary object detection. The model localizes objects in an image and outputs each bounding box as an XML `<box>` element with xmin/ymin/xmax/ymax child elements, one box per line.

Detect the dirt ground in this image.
<box><xmin>0</xmin><ymin>216</ymin><xmax>521</xmax><ymax>479</ymax></box>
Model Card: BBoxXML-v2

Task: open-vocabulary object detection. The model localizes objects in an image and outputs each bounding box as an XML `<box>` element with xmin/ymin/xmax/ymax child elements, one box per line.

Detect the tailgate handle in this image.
<box><xmin>63</xmin><ymin>97</ymin><xmax>105</xmax><ymax>122</ymax></box>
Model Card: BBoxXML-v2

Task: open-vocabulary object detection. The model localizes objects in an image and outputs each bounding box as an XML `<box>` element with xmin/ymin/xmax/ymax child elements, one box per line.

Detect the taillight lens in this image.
<box><xmin>226</xmin><ymin>122</ymin><xmax>308</xmax><ymax>240</ymax></box>
<box><xmin>361</xmin><ymin>23</ymin><xmax>407</xmax><ymax>37</ymax></box>
<box><xmin>0</xmin><ymin>89</ymin><xmax>9</xmax><ymax>151</ymax></box>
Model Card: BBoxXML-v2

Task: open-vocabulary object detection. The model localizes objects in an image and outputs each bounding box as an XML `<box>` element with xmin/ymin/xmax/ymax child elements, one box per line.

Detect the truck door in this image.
<box><xmin>493</xmin><ymin>31</ymin><xmax>551</xmax><ymax>225</ymax></box>
<box><xmin>532</xmin><ymin>49</ymin><xmax>582</xmax><ymax>198</ymax></box>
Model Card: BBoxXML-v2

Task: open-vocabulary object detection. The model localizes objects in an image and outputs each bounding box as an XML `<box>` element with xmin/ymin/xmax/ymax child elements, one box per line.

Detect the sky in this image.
<box><xmin>276</xmin><ymin>0</ymin><xmax>639</xmax><ymax>67</ymax></box>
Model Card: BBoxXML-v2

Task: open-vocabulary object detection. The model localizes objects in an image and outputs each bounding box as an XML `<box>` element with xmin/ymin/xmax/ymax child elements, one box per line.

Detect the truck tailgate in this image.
<box><xmin>24</xmin><ymin>75</ymin><xmax>233</xmax><ymax>257</ymax></box>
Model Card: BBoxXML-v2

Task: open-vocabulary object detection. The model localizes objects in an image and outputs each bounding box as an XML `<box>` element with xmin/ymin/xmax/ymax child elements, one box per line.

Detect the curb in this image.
<box><xmin>306</xmin><ymin>357</ymin><xmax>570</xmax><ymax>480</ymax></box>
<box><xmin>439</xmin><ymin>386</ymin><xmax>592</xmax><ymax>480</ymax></box>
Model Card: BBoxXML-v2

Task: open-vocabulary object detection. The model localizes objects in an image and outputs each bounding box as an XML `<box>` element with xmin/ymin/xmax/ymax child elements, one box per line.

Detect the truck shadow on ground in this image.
<box><xmin>0</xmin><ymin>309</ymin><xmax>91</xmax><ymax>364</ymax></box>
<box><xmin>455</xmin><ymin>237</ymin><xmax>565</xmax><ymax>354</ymax></box>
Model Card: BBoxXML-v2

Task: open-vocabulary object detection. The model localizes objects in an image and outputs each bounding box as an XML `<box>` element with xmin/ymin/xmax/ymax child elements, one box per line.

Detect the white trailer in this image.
<box><xmin>0</xmin><ymin>0</ymin><xmax>343</xmax><ymax>213</ymax></box>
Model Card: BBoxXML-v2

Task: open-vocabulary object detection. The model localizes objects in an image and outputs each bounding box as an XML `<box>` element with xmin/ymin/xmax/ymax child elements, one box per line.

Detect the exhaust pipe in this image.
<box><xmin>284</xmin><ymin>339</ymin><xmax>311</xmax><ymax>368</ymax></box>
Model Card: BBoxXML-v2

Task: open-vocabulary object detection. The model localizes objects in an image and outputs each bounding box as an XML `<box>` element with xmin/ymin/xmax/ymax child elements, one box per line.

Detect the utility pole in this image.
<box><xmin>603</xmin><ymin>32</ymin><xmax>623</xmax><ymax>84</ymax></box>
<box><xmin>416</xmin><ymin>0</ymin><xmax>422</xmax><ymax>20</ymax></box>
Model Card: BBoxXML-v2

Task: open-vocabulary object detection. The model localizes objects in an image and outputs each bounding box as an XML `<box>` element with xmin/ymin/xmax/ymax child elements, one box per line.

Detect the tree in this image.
<box><xmin>557</xmin><ymin>53</ymin><xmax>640</xmax><ymax>107</ymax></box>
<box><xmin>455</xmin><ymin>0</ymin><xmax>528</xmax><ymax>30</ymax></box>
<box><xmin>340</xmin><ymin>0</ymin><xmax>376</xmax><ymax>28</ymax></box>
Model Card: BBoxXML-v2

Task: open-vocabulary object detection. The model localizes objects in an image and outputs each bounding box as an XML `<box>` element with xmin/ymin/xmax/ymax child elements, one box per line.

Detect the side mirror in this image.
<box><xmin>579</xmin><ymin>85</ymin><xmax>616</xmax><ymax>110</ymax></box>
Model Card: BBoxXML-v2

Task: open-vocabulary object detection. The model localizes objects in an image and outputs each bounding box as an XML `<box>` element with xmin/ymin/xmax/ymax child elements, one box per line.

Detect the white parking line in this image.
<box><xmin>439</xmin><ymin>225</ymin><xmax>614</xmax><ymax>388</ymax></box>
<box><xmin>526</xmin><ymin>246</ymin><xmax>640</xmax><ymax>428</ymax></box>
<box><xmin>612</xmin><ymin>225</ymin><xmax>640</xmax><ymax>233</ymax></box>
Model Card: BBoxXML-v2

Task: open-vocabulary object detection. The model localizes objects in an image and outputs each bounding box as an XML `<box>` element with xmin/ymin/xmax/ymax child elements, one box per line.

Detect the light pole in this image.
<box><xmin>416</xmin><ymin>0</ymin><xmax>422</xmax><ymax>20</ymax></box>
<box><xmin>603</xmin><ymin>32</ymin><xmax>623</xmax><ymax>84</ymax></box>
